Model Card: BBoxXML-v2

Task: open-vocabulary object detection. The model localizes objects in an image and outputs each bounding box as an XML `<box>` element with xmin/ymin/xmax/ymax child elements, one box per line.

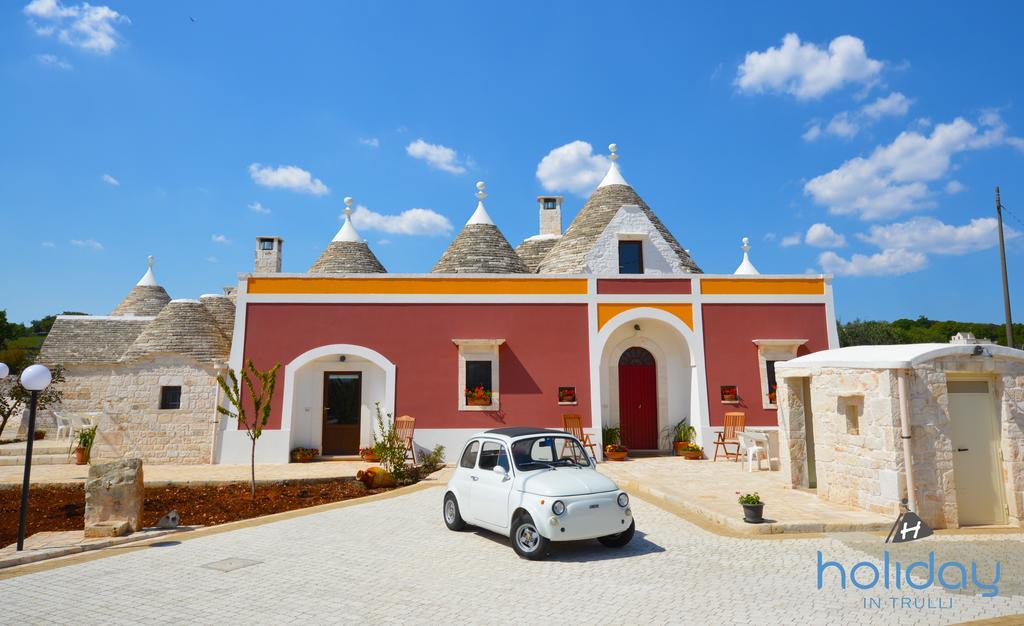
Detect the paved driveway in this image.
<box><xmin>1</xmin><ymin>485</ymin><xmax>1022</xmax><ymax>625</ymax></box>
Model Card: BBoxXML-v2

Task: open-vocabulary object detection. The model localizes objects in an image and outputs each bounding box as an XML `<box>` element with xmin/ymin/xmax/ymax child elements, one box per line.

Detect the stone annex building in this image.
<box><xmin>38</xmin><ymin>147</ymin><xmax>839</xmax><ymax>469</ymax></box>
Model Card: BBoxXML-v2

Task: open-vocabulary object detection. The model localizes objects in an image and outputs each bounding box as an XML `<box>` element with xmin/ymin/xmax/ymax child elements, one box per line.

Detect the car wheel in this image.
<box><xmin>598</xmin><ymin>519</ymin><xmax>635</xmax><ymax>548</ymax></box>
<box><xmin>511</xmin><ymin>513</ymin><xmax>550</xmax><ymax>560</ymax></box>
<box><xmin>443</xmin><ymin>492</ymin><xmax>467</xmax><ymax>531</ymax></box>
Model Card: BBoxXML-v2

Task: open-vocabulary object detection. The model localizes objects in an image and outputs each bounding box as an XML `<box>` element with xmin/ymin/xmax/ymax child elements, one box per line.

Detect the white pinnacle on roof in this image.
<box><xmin>137</xmin><ymin>255</ymin><xmax>159</xmax><ymax>286</ymax></box>
<box><xmin>466</xmin><ymin>181</ymin><xmax>495</xmax><ymax>225</ymax></box>
<box><xmin>333</xmin><ymin>196</ymin><xmax>364</xmax><ymax>243</ymax></box>
<box><xmin>734</xmin><ymin>237</ymin><xmax>760</xmax><ymax>275</ymax></box>
<box><xmin>597</xmin><ymin>143</ymin><xmax>630</xmax><ymax>188</ymax></box>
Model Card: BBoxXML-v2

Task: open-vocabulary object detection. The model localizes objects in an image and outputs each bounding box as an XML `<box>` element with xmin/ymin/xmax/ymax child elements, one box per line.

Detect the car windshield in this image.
<box><xmin>510</xmin><ymin>436</ymin><xmax>591</xmax><ymax>470</ymax></box>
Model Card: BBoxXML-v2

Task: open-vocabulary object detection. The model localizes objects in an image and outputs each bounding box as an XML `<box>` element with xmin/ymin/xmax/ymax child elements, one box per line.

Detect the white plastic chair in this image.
<box><xmin>737</xmin><ymin>431</ymin><xmax>771</xmax><ymax>472</ymax></box>
<box><xmin>52</xmin><ymin>411</ymin><xmax>73</xmax><ymax>440</ymax></box>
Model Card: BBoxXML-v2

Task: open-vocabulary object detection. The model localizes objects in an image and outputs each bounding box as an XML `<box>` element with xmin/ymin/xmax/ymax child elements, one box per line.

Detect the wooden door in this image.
<box><xmin>948</xmin><ymin>379</ymin><xmax>1006</xmax><ymax>525</ymax></box>
<box><xmin>322</xmin><ymin>372</ymin><xmax>362</xmax><ymax>455</ymax></box>
<box><xmin>618</xmin><ymin>347</ymin><xmax>658</xmax><ymax>449</ymax></box>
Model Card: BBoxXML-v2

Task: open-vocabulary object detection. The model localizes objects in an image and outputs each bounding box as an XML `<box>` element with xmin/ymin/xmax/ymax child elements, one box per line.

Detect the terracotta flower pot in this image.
<box><xmin>605</xmin><ymin>450</ymin><xmax>628</xmax><ymax>462</ymax></box>
<box><xmin>466</xmin><ymin>397</ymin><xmax>492</xmax><ymax>406</ymax></box>
<box><xmin>360</xmin><ymin>451</ymin><xmax>380</xmax><ymax>462</ymax></box>
<box><xmin>74</xmin><ymin>447</ymin><xmax>90</xmax><ymax>465</ymax></box>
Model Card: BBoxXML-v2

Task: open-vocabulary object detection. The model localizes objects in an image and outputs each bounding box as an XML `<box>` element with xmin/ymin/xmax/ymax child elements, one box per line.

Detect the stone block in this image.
<box><xmin>85</xmin><ymin>458</ymin><xmax>144</xmax><ymax>533</ymax></box>
<box><xmin>84</xmin><ymin>520</ymin><xmax>131</xmax><ymax>538</ymax></box>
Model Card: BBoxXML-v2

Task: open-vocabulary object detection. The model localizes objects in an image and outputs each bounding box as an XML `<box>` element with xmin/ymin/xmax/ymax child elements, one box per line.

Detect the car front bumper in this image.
<box><xmin>540</xmin><ymin>492</ymin><xmax>632</xmax><ymax>541</ymax></box>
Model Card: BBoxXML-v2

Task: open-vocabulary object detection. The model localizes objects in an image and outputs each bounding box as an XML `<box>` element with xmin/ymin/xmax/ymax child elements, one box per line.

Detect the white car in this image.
<box><xmin>443</xmin><ymin>427</ymin><xmax>635</xmax><ymax>560</ymax></box>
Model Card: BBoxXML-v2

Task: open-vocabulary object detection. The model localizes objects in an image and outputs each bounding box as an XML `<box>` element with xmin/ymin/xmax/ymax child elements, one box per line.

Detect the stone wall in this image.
<box><xmin>779</xmin><ymin>355</ymin><xmax>1024</xmax><ymax>529</ymax></box>
<box><xmin>54</xmin><ymin>356</ymin><xmax>221</xmax><ymax>464</ymax></box>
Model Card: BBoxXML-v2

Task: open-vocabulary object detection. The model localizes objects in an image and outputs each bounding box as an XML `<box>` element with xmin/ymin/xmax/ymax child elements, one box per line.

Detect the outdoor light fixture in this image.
<box><xmin>16</xmin><ymin>363</ymin><xmax>52</xmax><ymax>551</ymax></box>
<box><xmin>338</xmin><ymin>355</ymin><xmax>347</xmax><ymax>362</ymax></box>
<box><xmin>0</xmin><ymin>363</ymin><xmax>9</xmax><ymax>379</ymax></box>
<box><xmin>633</xmin><ymin>324</ymin><xmax>641</xmax><ymax>331</ymax></box>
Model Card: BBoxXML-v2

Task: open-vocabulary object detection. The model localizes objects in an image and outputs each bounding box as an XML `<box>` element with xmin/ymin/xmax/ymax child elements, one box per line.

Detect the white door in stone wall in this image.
<box><xmin>948</xmin><ymin>379</ymin><xmax>1006</xmax><ymax>526</ymax></box>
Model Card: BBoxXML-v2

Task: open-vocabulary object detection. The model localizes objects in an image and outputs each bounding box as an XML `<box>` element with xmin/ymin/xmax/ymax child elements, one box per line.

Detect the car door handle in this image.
<box><xmin>471</xmin><ymin>475</ymin><xmax>479</xmax><ymax>481</ymax></box>
<box><xmin>957</xmin><ymin>448</ymin><xmax>969</xmax><ymax>452</ymax></box>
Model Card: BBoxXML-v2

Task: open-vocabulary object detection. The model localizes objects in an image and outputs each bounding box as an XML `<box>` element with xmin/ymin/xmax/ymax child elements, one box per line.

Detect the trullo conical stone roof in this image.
<box><xmin>433</xmin><ymin>182</ymin><xmax>527</xmax><ymax>274</ymax></box>
<box><xmin>111</xmin><ymin>256</ymin><xmax>172</xmax><ymax>316</ymax></box>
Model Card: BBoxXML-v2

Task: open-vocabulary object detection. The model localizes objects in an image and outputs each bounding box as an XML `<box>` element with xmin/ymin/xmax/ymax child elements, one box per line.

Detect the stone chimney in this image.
<box><xmin>254</xmin><ymin>236</ymin><xmax>283</xmax><ymax>273</ymax></box>
<box><xmin>537</xmin><ymin>196</ymin><xmax>563</xmax><ymax>236</ymax></box>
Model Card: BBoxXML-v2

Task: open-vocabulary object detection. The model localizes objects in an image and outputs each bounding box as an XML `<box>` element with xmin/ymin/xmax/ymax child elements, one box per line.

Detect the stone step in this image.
<box><xmin>0</xmin><ymin>444</ymin><xmax>70</xmax><ymax>457</ymax></box>
<box><xmin>0</xmin><ymin>454</ymin><xmax>74</xmax><ymax>466</ymax></box>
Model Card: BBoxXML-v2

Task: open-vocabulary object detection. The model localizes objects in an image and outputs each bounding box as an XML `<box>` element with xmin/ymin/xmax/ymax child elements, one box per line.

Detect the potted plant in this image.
<box><xmin>290</xmin><ymin>447</ymin><xmax>319</xmax><ymax>463</ymax></box>
<box><xmin>670</xmin><ymin>420</ymin><xmax>700</xmax><ymax>457</ymax></box>
<box><xmin>33</xmin><ymin>429</ymin><xmax>47</xmax><ymax>441</ymax></box>
<box><xmin>359</xmin><ymin>446</ymin><xmax>380</xmax><ymax>462</ymax></box>
<box><xmin>602</xmin><ymin>426</ymin><xmax>628</xmax><ymax>461</ymax></box>
<box><xmin>768</xmin><ymin>384</ymin><xmax>778</xmax><ymax>405</ymax></box>
<box><xmin>721</xmin><ymin>385</ymin><xmax>738</xmax><ymax>403</ymax></box>
<box><xmin>464</xmin><ymin>386</ymin><xmax>492</xmax><ymax>406</ymax></box>
<box><xmin>737</xmin><ymin>492</ymin><xmax>765</xmax><ymax>524</ymax></box>
<box><xmin>71</xmin><ymin>425</ymin><xmax>97</xmax><ymax>465</ymax></box>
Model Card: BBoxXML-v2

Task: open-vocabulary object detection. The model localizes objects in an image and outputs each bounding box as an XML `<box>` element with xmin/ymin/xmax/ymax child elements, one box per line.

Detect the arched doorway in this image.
<box><xmin>618</xmin><ymin>347</ymin><xmax>658</xmax><ymax>449</ymax></box>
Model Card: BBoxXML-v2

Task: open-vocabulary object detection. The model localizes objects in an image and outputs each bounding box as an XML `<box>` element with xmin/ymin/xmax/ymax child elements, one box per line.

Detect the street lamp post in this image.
<box><xmin>16</xmin><ymin>364</ymin><xmax>52</xmax><ymax>551</ymax></box>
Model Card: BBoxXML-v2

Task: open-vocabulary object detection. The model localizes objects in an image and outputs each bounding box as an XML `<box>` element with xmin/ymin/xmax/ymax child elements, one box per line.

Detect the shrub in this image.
<box><xmin>371</xmin><ymin>402</ymin><xmax>408</xmax><ymax>481</ymax></box>
<box><xmin>421</xmin><ymin>444</ymin><xmax>445</xmax><ymax>473</ymax></box>
<box><xmin>290</xmin><ymin>447</ymin><xmax>319</xmax><ymax>463</ymax></box>
<box><xmin>601</xmin><ymin>426</ymin><xmax>621</xmax><ymax>446</ymax></box>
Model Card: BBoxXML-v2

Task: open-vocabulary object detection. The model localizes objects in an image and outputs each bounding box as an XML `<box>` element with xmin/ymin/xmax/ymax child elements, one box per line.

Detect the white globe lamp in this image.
<box><xmin>0</xmin><ymin>363</ymin><xmax>9</xmax><ymax>378</ymax></box>
<box><xmin>19</xmin><ymin>364</ymin><xmax>52</xmax><ymax>391</ymax></box>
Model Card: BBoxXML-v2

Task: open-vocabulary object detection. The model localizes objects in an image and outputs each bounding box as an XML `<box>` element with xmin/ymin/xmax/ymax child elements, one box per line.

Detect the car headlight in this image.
<box><xmin>552</xmin><ymin>500</ymin><xmax>566</xmax><ymax>516</ymax></box>
<box><xmin>617</xmin><ymin>493</ymin><xmax>629</xmax><ymax>508</ymax></box>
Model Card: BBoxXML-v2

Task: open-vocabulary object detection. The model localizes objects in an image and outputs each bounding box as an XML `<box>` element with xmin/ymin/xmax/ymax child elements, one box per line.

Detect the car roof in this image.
<box><xmin>481</xmin><ymin>427</ymin><xmax>572</xmax><ymax>440</ymax></box>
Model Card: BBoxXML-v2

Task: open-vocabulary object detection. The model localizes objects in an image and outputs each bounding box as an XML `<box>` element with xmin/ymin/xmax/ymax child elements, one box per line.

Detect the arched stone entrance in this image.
<box><xmin>596</xmin><ymin>308</ymin><xmax>705</xmax><ymax>452</ymax></box>
<box><xmin>618</xmin><ymin>347</ymin><xmax>658</xmax><ymax>448</ymax></box>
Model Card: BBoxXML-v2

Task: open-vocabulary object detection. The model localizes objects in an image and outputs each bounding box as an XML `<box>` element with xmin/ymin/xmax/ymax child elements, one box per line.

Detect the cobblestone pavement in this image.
<box><xmin>1</xmin><ymin>486</ymin><xmax>1022</xmax><ymax>625</ymax></box>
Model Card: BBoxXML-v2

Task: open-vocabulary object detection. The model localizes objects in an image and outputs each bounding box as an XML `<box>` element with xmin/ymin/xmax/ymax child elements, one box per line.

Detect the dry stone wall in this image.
<box><xmin>55</xmin><ymin>356</ymin><xmax>220</xmax><ymax>464</ymax></box>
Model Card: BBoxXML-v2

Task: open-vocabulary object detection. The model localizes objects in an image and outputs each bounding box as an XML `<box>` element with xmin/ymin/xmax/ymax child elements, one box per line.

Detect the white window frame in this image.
<box><xmin>453</xmin><ymin>339</ymin><xmax>504</xmax><ymax>411</ymax></box>
<box><xmin>752</xmin><ymin>339</ymin><xmax>808</xmax><ymax>410</ymax></box>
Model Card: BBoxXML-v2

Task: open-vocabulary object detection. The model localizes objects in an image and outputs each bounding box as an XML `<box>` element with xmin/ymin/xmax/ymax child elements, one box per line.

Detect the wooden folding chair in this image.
<box><xmin>713</xmin><ymin>412</ymin><xmax>745</xmax><ymax>461</ymax></box>
<box><xmin>394</xmin><ymin>415</ymin><xmax>417</xmax><ymax>464</ymax></box>
<box><xmin>561</xmin><ymin>414</ymin><xmax>597</xmax><ymax>460</ymax></box>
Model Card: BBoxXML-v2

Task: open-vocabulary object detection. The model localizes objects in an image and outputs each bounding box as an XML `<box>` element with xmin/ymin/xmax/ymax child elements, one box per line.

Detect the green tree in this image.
<box><xmin>216</xmin><ymin>359</ymin><xmax>281</xmax><ymax>499</ymax></box>
<box><xmin>837</xmin><ymin>319</ymin><xmax>903</xmax><ymax>347</ymax></box>
<box><xmin>0</xmin><ymin>366</ymin><xmax>65</xmax><ymax>440</ymax></box>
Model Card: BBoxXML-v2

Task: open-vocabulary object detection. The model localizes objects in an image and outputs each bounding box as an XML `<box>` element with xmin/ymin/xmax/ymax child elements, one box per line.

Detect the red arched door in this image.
<box><xmin>618</xmin><ymin>347</ymin><xmax>658</xmax><ymax>449</ymax></box>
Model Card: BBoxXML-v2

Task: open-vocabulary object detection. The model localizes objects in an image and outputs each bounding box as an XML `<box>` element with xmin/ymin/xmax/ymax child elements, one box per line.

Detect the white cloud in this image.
<box><xmin>780</xmin><ymin>233</ymin><xmax>802</xmax><ymax>247</ymax></box>
<box><xmin>23</xmin><ymin>0</ymin><xmax>129</xmax><ymax>55</ymax></box>
<box><xmin>206</xmin><ymin>256</ymin><xmax>218</xmax><ymax>263</ymax></box>
<box><xmin>359</xmin><ymin>137</ymin><xmax>380</xmax><ymax>148</ymax></box>
<box><xmin>805</xmin><ymin>92</ymin><xmax>912</xmax><ymax>142</ymax></box>
<box><xmin>763</xmin><ymin>232</ymin><xmax>777</xmax><ymax>241</ymax></box>
<box><xmin>248</xmin><ymin>163</ymin><xmax>329</xmax><ymax>195</ymax></box>
<box><xmin>536</xmin><ymin>140</ymin><xmax>611</xmax><ymax>196</ymax></box>
<box><xmin>100</xmin><ymin>173</ymin><xmax>119</xmax><ymax>186</ymax></box>
<box><xmin>802</xmin><ymin>123</ymin><xmax>822</xmax><ymax>142</ymax></box>
<box><xmin>819</xmin><ymin>248</ymin><xmax>927</xmax><ymax>276</ymax></box>
<box><xmin>247</xmin><ymin>201</ymin><xmax>271</xmax><ymax>214</ymax></box>
<box><xmin>405</xmin><ymin>139</ymin><xmax>466</xmax><ymax>174</ymax></box>
<box><xmin>70</xmin><ymin>238</ymin><xmax>102</xmax><ymax>250</ymax></box>
<box><xmin>804</xmin><ymin>112</ymin><xmax>1023</xmax><ymax>219</ymax></box>
<box><xmin>944</xmin><ymin>180</ymin><xmax>965</xmax><ymax>194</ymax></box>
<box><xmin>857</xmin><ymin>216</ymin><xmax>1015</xmax><ymax>256</ymax></box>
<box><xmin>36</xmin><ymin>53</ymin><xmax>72</xmax><ymax>70</ymax></box>
<box><xmin>805</xmin><ymin>223</ymin><xmax>847</xmax><ymax>248</ymax></box>
<box><xmin>862</xmin><ymin>92</ymin><xmax>912</xmax><ymax>119</ymax></box>
<box><xmin>736</xmin><ymin>33</ymin><xmax>883</xmax><ymax>99</ymax></box>
<box><xmin>211</xmin><ymin>234</ymin><xmax>230</xmax><ymax>244</ymax></box>
<box><xmin>350</xmin><ymin>205</ymin><xmax>453</xmax><ymax>236</ymax></box>
<box><xmin>41</xmin><ymin>241</ymin><xmax>55</xmax><ymax>248</ymax></box>
<box><xmin>377</xmin><ymin>239</ymin><xmax>392</xmax><ymax>246</ymax></box>
<box><xmin>825</xmin><ymin>112</ymin><xmax>859</xmax><ymax>139</ymax></box>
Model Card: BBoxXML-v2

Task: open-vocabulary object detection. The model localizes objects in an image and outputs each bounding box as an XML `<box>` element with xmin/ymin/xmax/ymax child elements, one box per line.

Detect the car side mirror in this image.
<box><xmin>493</xmin><ymin>465</ymin><xmax>509</xmax><ymax>478</ymax></box>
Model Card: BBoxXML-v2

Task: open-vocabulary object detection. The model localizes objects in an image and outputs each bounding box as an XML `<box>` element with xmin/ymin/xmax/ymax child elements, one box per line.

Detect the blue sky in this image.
<box><xmin>2</xmin><ymin>1</ymin><xmax>1022</xmax><ymax>324</ymax></box>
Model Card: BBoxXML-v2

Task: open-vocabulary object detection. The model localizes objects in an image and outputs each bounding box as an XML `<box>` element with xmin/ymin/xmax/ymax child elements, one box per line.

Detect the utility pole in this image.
<box><xmin>996</xmin><ymin>187</ymin><xmax>1015</xmax><ymax>349</ymax></box>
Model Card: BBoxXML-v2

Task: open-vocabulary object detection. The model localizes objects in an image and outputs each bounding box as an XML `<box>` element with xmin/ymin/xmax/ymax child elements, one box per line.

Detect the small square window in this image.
<box><xmin>618</xmin><ymin>240</ymin><xmax>644</xmax><ymax>274</ymax></box>
<box><xmin>558</xmin><ymin>386</ymin><xmax>577</xmax><ymax>404</ymax></box>
<box><xmin>159</xmin><ymin>386</ymin><xmax>181</xmax><ymax>410</ymax></box>
<box><xmin>543</xmin><ymin>198</ymin><xmax>558</xmax><ymax>210</ymax></box>
<box><xmin>465</xmin><ymin>360</ymin><xmax>493</xmax><ymax>406</ymax></box>
<box><xmin>721</xmin><ymin>385</ymin><xmax>738</xmax><ymax>403</ymax></box>
<box><xmin>259</xmin><ymin>238</ymin><xmax>275</xmax><ymax>250</ymax></box>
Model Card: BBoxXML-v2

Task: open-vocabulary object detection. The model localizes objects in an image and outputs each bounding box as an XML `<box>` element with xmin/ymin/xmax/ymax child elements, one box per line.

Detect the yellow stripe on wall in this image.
<box><xmin>597</xmin><ymin>303</ymin><xmax>693</xmax><ymax>330</ymax></box>
<box><xmin>699</xmin><ymin>278</ymin><xmax>824</xmax><ymax>295</ymax></box>
<box><xmin>247</xmin><ymin>276</ymin><xmax>590</xmax><ymax>295</ymax></box>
